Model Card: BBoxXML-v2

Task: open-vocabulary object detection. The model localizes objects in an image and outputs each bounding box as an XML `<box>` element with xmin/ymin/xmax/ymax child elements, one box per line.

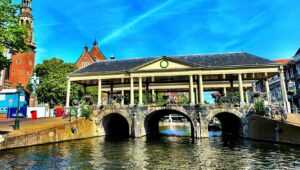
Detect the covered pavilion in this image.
<box><xmin>66</xmin><ymin>52</ymin><xmax>288</xmax><ymax>111</ymax></box>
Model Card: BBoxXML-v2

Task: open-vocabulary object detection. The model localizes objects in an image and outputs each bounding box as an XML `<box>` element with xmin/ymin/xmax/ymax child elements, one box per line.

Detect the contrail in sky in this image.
<box><xmin>101</xmin><ymin>0</ymin><xmax>175</xmax><ymax>44</ymax></box>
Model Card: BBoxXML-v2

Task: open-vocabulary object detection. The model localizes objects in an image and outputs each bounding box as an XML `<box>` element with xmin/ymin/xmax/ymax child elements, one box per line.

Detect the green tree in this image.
<box><xmin>34</xmin><ymin>58</ymin><xmax>79</xmax><ymax>107</ymax></box>
<box><xmin>0</xmin><ymin>0</ymin><xmax>29</xmax><ymax>70</ymax></box>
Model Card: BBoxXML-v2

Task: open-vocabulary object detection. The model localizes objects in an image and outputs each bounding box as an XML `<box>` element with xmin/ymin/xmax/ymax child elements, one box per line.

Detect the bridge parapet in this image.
<box><xmin>94</xmin><ymin>104</ymin><xmax>247</xmax><ymax>118</ymax></box>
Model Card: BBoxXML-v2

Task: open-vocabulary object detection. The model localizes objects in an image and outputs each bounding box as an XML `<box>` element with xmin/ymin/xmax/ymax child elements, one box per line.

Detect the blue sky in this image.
<box><xmin>16</xmin><ymin>0</ymin><xmax>300</xmax><ymax>64</ymax></box>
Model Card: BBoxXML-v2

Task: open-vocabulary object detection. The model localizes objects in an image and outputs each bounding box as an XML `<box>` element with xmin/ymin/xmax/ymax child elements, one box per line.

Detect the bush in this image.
<box><xmin>80</xmin><ymin>101</ymin><xmax>93</xmax><ymax>119</ymax></box>
<box><xmin>254</xmin><ymin>99</ymin><xmax>265</xmax><ymax>116</ymax></box>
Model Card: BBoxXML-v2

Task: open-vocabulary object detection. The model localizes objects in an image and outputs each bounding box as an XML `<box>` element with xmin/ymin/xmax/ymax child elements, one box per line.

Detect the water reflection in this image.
<box><xmin>159</xmin><ymin>123</ymin><xmax>191</xmax><ymax>136</ymax></box>
<box><xmin>1</xmin><ymin>129</ymin><xmax>300</xmax><ymax>169</ymax></box>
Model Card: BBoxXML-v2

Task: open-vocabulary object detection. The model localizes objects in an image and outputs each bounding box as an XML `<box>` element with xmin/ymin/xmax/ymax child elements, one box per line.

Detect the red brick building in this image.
<box><xmin>76</xmin><ymin>41</ymin><xmax>106</xmax><ymax>69</ymax></box>
<box><xmin>9</xmin><ymin>0</ymin><xmax>36</xmax><ymax>88</ymax></box>
<box><xmin>9</xmin><ymin>52</ymin><xmax>35</xmax><ymax>87</ymax></box>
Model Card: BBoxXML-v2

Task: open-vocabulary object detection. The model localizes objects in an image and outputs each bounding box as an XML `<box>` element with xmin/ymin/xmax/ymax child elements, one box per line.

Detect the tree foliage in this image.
<box><xmin>0</xmin><ymin>0</ymin><xmax>29</xmax><ymax>70</ymax></box>
<box><xmin>34</xmin><ymin>58</ymin><xmax>78</xmax><ymax>107</ymax></box>
<box><xmin>34</xmin><ymin>58</ymin><xmax>99</xmax><ymax>107</ymax></box>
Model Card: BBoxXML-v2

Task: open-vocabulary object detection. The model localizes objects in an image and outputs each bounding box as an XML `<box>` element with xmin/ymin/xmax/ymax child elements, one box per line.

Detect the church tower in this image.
<box><xmin>19</xmin><ymin>0</ymin><xmax>36</xmax><ymax>49</ymax></box>
<box><xmin>9</xmin><ymin>0</ymin><xmax>36</xmax><ymax>88</ymax></box>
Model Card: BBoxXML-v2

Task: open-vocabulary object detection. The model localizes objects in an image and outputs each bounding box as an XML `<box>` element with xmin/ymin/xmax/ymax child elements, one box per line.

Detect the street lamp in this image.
<box><xmin>13</xmin><ymin>83</ymin><xmax>23</xmax><ymax>130</ymax></box>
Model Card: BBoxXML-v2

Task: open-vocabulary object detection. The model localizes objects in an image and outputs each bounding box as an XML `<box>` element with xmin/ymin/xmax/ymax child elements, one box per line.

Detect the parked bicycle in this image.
<box><xmin>265</xmin><ymin>104</ymin><xmax>287</xmax><ymax>121</ymax></box>
<box><xmin>108</xmin><ymin>95</ymin><xmax>125</xmax><ymax>105</ymax></box>
<box><xmin>217</xmin><ymin>92</ymin><xmax>240</xmax><ymax>105</ymax></box>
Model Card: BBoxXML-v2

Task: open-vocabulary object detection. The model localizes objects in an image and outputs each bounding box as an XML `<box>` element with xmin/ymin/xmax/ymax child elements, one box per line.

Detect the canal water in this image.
<box><xmin>1</xmin><ymin>125</ymin><xmax>300</xmax><ymax>169</ymax></box>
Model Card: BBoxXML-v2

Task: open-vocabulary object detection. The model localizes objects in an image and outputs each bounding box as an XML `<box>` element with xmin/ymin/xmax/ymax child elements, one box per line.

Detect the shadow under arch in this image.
<box><xmin>211</xmin><ymin>112</ymin><xmax>243</xmax><ymax>136</ymax></box>
<box><xmin>144</xmin><ymin>109</ymin><xmax>195</xmax><ymax>138</ymax></box>
<box><xmin>102</xmin><ymin>113</ymin><xmax>129</xmax><ymax>138</ymax></box>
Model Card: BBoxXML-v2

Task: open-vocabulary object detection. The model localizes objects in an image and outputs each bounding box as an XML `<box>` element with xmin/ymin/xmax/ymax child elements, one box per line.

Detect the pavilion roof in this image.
<box><xmin>71</xmin><ymin>52</ymin><xmax>277</xmax><ymax>74</ymax></box>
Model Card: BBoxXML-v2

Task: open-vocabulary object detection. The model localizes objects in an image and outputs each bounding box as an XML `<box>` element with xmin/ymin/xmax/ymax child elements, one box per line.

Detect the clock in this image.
<box><xmin>160</xmin><ymin>60</ymin><xmax>169</xmax><ymax>68</ymax></box>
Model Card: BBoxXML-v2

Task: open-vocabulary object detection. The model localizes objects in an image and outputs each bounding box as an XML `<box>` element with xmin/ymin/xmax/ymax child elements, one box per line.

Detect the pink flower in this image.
<box><xmin>212</xmin><ymin>91</ymin><xmax>221</xmax><ymax>98</ymax></box>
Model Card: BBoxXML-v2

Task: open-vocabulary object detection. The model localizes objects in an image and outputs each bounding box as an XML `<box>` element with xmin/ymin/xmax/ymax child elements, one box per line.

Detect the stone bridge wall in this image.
<box><xmin>95</xmin><ymin>105</ymin><xmax>246</xmax><ymax>138</ymax></box>
<box><xmin>0</xmin><ymin>119</ymin><xmax>100</xmax><ymax>151</ymax></box>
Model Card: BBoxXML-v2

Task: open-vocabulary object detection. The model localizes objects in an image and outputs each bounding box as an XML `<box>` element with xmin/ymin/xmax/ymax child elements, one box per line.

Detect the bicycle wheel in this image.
<box><xmin>281</xmin><ymin>112</ymin><xmax>287</xmax><ymax>121</ymax></box>
<box><xmin>270</xmin><ymin>109</ymin><xmax>275</xmax><ymax>119</ymax></box>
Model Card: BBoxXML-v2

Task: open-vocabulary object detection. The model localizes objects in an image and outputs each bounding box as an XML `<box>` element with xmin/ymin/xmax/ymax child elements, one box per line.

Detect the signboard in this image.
<box><xmin>0</xmin><ymin>94</ymin><xmax>5</xmax><ymax>101</ymax></box>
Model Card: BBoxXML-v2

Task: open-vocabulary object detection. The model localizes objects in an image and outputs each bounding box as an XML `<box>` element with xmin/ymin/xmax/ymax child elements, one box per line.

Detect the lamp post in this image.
<box><xmin>13</xmin><ymin>83</ymin><xmax>23</xmax><ymax>130</ymax></box>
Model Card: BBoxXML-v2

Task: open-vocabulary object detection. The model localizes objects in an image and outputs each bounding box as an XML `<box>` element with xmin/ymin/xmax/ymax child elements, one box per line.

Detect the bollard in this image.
<box><xmin>76</xmin><ymin>107</ymin><xmax>78</xmax><ymax>120</ymax></box>
<box><xmin>69</xmin><ymin>108</ymin><xmax>72</xmax><ymax>122</ymax></box>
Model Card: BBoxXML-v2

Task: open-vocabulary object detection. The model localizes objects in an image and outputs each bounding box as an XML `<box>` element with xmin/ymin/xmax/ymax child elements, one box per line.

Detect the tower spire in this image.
<box><xmin>93</xmin><ymin>39</ymin><xmax>98</xmax><ymax>47</ymax></box>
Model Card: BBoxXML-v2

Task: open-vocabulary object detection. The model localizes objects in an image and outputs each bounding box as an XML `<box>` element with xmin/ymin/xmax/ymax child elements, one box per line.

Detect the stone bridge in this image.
<box><xmin>94</xmin><ymin>105</ymin><xmax>246</xmax><ymax>138</ymax></box>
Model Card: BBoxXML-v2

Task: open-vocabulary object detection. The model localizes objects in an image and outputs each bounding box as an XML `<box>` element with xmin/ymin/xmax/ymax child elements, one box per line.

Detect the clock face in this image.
<box><xmin>160</xmin><ymin>60</ymin><xmax>169</xmax><ymax>68</ymax></box>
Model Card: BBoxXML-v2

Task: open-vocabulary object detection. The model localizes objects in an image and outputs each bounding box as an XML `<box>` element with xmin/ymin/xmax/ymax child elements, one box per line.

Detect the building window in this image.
<box><xmin>82</xmin><ymin>62</ymin><xmax>90</xmax><ymax>68</ymax></box>
<box><xmin>12</xmin><ymin>70</ymin><xmax>15</xmax><ymax>76</ymax></box>
<box><xmin>16</xmin><ymin>59</ymin><xmax>21</xmax><ymax>64</ymax></box>
<box><xmin>26</xmin><ymin>71</ymin><xmax>29</xmax><ymax>76</ymax></box>
<box><xmin>29</xmin><ymin>60</ymin><xmax>32</xmax><ymax>65</ymax></box>
<box><xmin>290</xmin><ymin>68</ymin><xmax>294</xmax><ymax>78</ymax></box>
<box><xmin>297</xmin><ymin>65</ymin><xmax>300</xmax><ymax>75</ymax></box>
<box><xmin>20</xmin><ymin>70</ymin><xmax>23</xmax><ymax>75</ymax></box>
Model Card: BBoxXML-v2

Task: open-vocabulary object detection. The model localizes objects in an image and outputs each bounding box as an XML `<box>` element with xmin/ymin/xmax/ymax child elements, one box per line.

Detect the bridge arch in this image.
<box><xmin>144</xmin><ymin>109</ymin><xmax>195</xmax><ymax>138</ymax></box>
<box><xmin>206</xmin><ymin>108</ymin><xmax>243</xmax><ymax>136</ymax></box>
<box><xmin>102</xmin><ymin>112</ymin><xmax>130</xmax><ymax>138</ymax></box>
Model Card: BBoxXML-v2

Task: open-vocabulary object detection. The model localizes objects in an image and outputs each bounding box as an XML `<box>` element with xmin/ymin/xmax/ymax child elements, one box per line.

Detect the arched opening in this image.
<box><xmin>144</xmin><ymin>109</ymin><xmax>194</xmax><ymax>138</ymax></box>
<box><xmin>102</xmin><ymin>113</ymin><xmax>129</xmax><ymax>139</ymax></box>
<box><xmin>209</xmin><ymin>112</ymin><xmax>242</xmax><ymax>137</ymax></box>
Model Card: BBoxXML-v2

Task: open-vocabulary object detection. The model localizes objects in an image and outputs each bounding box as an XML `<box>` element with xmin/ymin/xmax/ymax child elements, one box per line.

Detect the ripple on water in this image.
<box><xmin>1</xmin><ymin>135</ymin><xmax>300</xmax><ymax>169</ymax></box>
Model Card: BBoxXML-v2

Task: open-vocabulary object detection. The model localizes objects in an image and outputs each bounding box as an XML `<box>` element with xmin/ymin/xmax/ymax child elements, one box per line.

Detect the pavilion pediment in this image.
<box><xmin>133</xmin><ymin>57</ymin><xmax>196</xmax><ymax>71</ymax></box>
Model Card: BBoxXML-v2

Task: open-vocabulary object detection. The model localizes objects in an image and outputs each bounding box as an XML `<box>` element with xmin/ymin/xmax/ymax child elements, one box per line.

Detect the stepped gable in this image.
<box><xmin>75</xmin><ymin>46</ymin><xmax>95</xmax><ymax>69</ymax></box>
<box><xmin>89</xmin><ymin>40</ymin><xmax>106</xmax><ymax>61</ymax></box>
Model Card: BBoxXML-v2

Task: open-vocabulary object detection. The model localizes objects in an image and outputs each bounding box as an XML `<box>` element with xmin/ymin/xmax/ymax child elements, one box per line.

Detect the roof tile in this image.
<box><xmin>73</xmin><ymin>52</ymin><xmax>276</xmax><ymax>74</ymax></box>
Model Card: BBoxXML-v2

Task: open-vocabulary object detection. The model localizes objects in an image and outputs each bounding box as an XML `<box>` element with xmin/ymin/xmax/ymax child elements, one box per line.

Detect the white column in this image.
<box><xmin>66</xmin><ymin>79</ymin><xmax>71</xmax><ymax>107</ymax></box>
<box><xmin>195</xmin><ymin>87</ymin><xmax>199</xmax><ymax>104</ymax></box>
<box><xmin>238</xmin><ymin>74</ymin><xmax>244</xmax><ymax>104</ymax></box>
<box><xmin>189</xmin><ymin>75</ymin><xmax>195</xmax><ymax>106</ymax></box>
<box><xmin>265</xmin><ymin>79</ymin><xmax>270</xmax><ymax>101</ymax></box>
<box><xmin>245</xmin><ymin>90</ymin><xmax>249</xmax><ymax>103</ymax></box>
<box><xmin>152</xmin><ymin>89</ymin><xmax>155</xmax><ymax>103</ymax></box>
<box><xmin>121</xmin><ymin>78</ymin><xmax>124</xmax><ymax>106</ymax></box>
<box><xmin>199</xmin><ymin>75</ymin><xmax>204</xmax><ymax>104</ymax></box>
<box><xmin>97</xmin><ymin>79</ymin><xmax>102</xmax><ymax>107</ymax></box>
<box><xmin>121</xmin><ymin>90</ymin><xmax>125</xmax><ymax>106</ymax></box>
<box><xmin>279</xmin><ymin>67</ymin><xmax>290</xmax><ymax>113</ymax></box>
<box><xmin>252</xmin><ymin>82</ymin><xmax>256</xmax><ymax>93</ymax></box>
<box><xmin>130</xmin><ymin>77</ymin><xmax>134</xmax><ymax>107</ymax></box>
<box><xmin>138</xmin><ymin>77</ymin><xmax>143</xmax><ymax>106</ymax></box>
<box><xmin>223</xmin><ymin>87</ymin><xmax>227</xmax><ymax>95</ymax></box>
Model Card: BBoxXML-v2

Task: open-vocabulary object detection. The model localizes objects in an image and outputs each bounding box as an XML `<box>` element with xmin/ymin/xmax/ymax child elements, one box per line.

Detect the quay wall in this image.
<box><xmin>0</xmin><ymin>119</ymin><xmax>101</xmax><ymax>150</ymax></box>
<box><xmin>245</xmin><ymin>115</ymin><xmax>300</xmax><ymax>145</ymax></box>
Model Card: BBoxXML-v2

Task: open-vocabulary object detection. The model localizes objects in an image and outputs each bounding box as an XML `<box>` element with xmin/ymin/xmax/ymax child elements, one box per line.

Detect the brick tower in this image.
<box><xmin>9</xmin><ymin>0</ymin><xmax>36</xmax><ymax>88</ymax></box>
